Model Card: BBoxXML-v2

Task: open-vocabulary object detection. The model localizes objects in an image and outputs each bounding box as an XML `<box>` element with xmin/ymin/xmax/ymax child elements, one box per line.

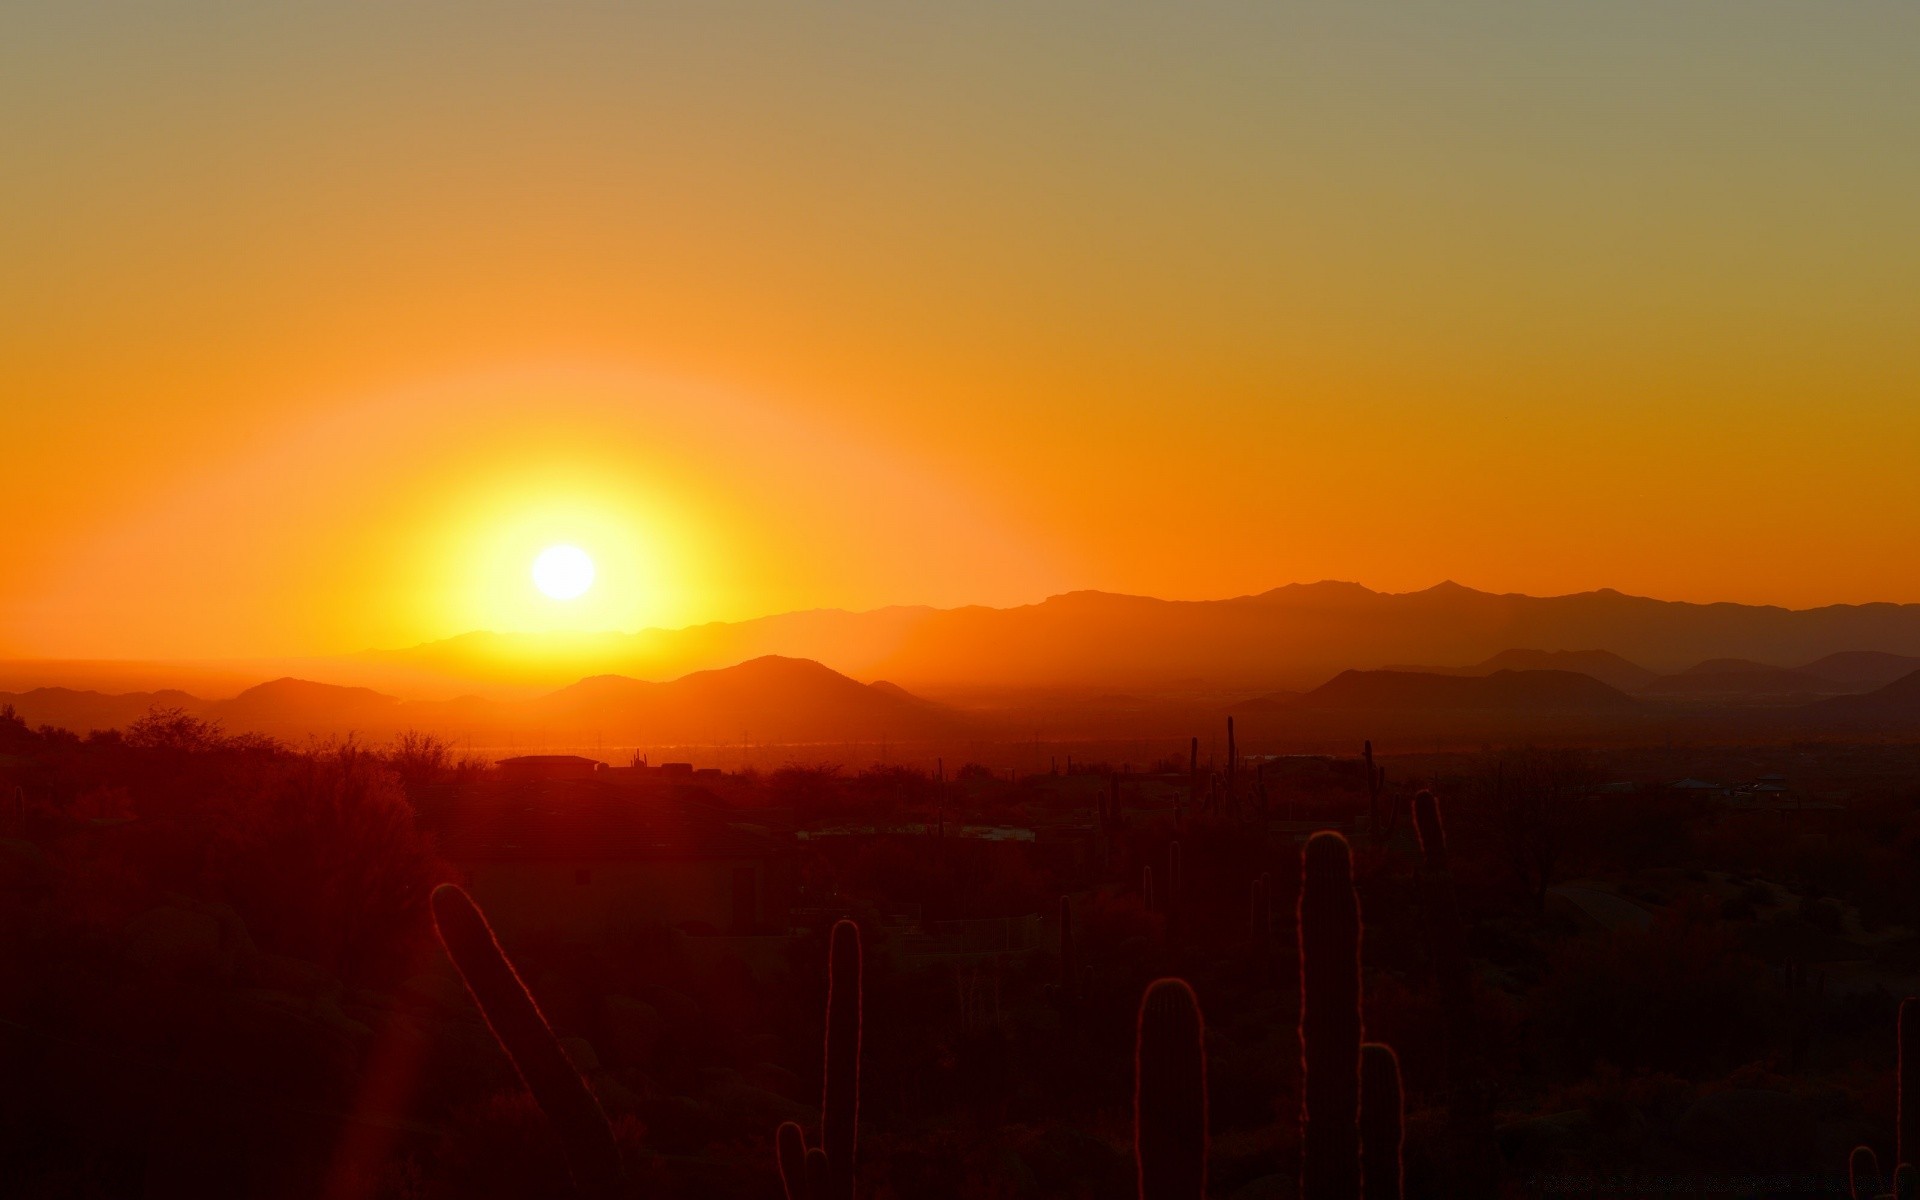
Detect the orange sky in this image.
<box><xmin>4</xmin><ymin>3</ymin><xmax>1919</xmax><ymax>660</ymax></box>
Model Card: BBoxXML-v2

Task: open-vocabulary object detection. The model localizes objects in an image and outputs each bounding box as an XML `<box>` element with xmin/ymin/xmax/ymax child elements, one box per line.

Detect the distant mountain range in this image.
<box><xmin>1274</xmin><ymin>668</ymin><xmax>1642</xmax><ymax>715</ymax></box>
<box><xmin>1811</xmin><ymin>669</ymin><xmax>1920</xmax><ymax>722</ymax></box>
<box><xmin>344</xmin><ymin>581</ymin><xmax>1920</xmax><ymax>696</ymax></box>
<box><xmin>1384</xmin><ymin>649</ymin><xmax>1661</xmax><ymax>693</ymax></box>
<box><xmin>0</xmin><ymin>656</ymin><xmax>956</xmax><ymax>747</ymax></box>
<box><xmin>6</xmin><ymin>582</ymin><xmax>1920</xmax><ymax>750</ymax></box>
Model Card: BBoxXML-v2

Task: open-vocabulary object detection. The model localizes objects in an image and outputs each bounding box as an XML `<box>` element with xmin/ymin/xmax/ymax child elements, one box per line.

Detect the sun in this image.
<box><xmin>531</xmin><ymin>544</ymin><xmax>596</xmax><ymax>600</ymax></box>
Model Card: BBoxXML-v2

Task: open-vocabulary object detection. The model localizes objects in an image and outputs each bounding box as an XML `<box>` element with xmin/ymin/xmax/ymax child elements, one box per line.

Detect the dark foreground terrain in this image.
<box><xmin>5</xmin><ymin>704</ymin><xmax>1920</xmax><ymax>1198</ymax></box>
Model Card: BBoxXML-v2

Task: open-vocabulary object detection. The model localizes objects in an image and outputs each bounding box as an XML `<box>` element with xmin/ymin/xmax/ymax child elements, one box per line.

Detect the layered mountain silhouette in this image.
<box><xmin>0</xmin><ymin>687</ymin><xmax>204</xmax><ymax>733</ymax></box>
<box><xmin>1383</xmin><ymin>649</ymin><xmax>1659</xmax><ymax>693</ymax></box>
<box><xmin>0</xmin><ymin>656</ymin><xmax>957</xmax><ymax>746</ymax></box>
<box><xmin>9</xmin><ymin>583</ymin><xmax>1920</xmax><ymax>749</ymax></box>
<box><xmin>1640</xmin><ymin>659</ymin><xmax>1843</xmax><ymax>702</ymax></box>
<box><xmin>1218</xmin><ymin>668</ymin><xmax>1654</xmax><ymax>745</ymax></box>
<box><xmin>1809</xmin><ymin>669</ymin><xmax>1920</xmax><ymax>720</ymax></box>
<box><xmin>350</xmin><ymin>581</ymin><xmax>1920</xmax><ymax>695</ymax></box>
<box><xmin>1273</xmin><ymin>668</ymin><xmax>1642</xmax><ymax>714</ymax></box>
<box><xmin>506</xmin><ymin>656</ymin><xmax>952</xmax><ymax>743</ymax></box>
<box><xmin>1796</xmin><ymin>651</ymin><xmax>1920</xmax><ymax>690</ymax></box>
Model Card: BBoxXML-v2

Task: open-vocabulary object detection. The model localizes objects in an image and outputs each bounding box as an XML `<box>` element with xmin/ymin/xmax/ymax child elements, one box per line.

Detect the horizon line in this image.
<box><xmin>9</xmin><ymin>577</ymin><xmax>1920</xmax><ymax>668</ymax></box>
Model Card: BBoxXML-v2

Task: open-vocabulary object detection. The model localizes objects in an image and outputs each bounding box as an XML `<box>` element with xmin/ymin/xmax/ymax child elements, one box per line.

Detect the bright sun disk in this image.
<box><xmin>532</xmin><ymin>544</ymin><xmax>595</xmax><ymax>600</ymax></box>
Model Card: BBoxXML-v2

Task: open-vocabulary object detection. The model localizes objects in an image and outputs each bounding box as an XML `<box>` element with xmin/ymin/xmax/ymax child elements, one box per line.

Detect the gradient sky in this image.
<box><xmin>5</xmin><ymin>2</ymin><xmax>1918</xmax><ymax>660</ymax></box>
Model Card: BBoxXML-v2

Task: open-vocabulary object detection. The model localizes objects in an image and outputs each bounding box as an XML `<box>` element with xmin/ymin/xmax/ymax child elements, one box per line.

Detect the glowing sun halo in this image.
<box><xmin>532</xmin><ymin>544</ymin><xmax>595</xmax><ymax>600</ymax></box>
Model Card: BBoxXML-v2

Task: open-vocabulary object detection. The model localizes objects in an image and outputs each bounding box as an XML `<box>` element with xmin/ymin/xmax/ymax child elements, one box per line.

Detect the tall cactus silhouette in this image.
<box><xmin>1414</xmin><ymin>792</ymin><xmax>1469</xmax><ymax>1012</ymax></box>
<box><xmin>429</xmin><ymin>884</ymin><xmax>625</xmax><ymax>1200</ymax></box>
<box><xmin>1360</xmin><ymin>1043</ymin><xmax>1405</xmax><ymax>1200</ymax></box>
<box><xmin>1414</xmin><ymin>787</ymin><xmax>1500</xmax><ymax>1194</ymax></box>
<box><xmin>1412</xmin><ymin>790</ymin><xmax>1446</xmax><ymax>872</ymax></box>
<box><xmin>1226</xmin><ymin>716</ymin><xmax>1236</xmax><ymax>801</ymax></box>
<box><xmin>777</xmin><ymin>920</ymin><xmax>861</xmax><ymax>1200</ymax></box>
<box><xmin>1854</xmin><ymin>997</ymin><xmax>1920</xmax><ymax>1199</ymax></box>
<box><xmin>1413</xmin><ymin>791</ymin><xmax>1470</xmax><ymax>1066</ymax></box>
<box><xmin>1059</xmin><ymin>895</ymin><xmax>1077</xmax><ymax>992</ymax></box>
<box><xmin>1049</xmin><ymin>895</ymin><xmax>1085</xmax><ymax>1009</ymax></box>
<box><xmin>1135</xmin><ymin>978</ymin><xmax>1207</xmax><ymax>1200</ymax></box>
<box><xmin>778</xmin><ymin>919</ymin><xmax>864</xmax><ymax>1200</ymax></box>
<box><xmin>1905</xmin><ymin>998</ymin><xmax>1920</xmax><ymax>1173</ymax></box>
<box><xmin>1144</xmin><ymin>864</ymin><xmax>1157</xmax><ymax>914</ymax></box>
<box><xmin>1299</xmin><ymin>831</ymin><xmax>1363</xmax><ymax>1200</ymax></box>
<box><xmin>1362</xmin><ymin>741</ymin><xmax>1374</xmax><ymax>825</ymax></box>
<box><xmin>1362</xmin><ymin>741</ymin><xmax>1387</xmax><ymax>842</ymax></box>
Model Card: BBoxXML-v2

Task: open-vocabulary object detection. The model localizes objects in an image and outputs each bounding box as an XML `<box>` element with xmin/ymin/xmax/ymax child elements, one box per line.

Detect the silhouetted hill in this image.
<box><xmin>1809</xmin><ymin>669</ymin><xmax>1920</xmax><ymax>718</ymax></box>
<box><xmin>1796</xmin><ymin>651</ymin><xmax>1920</xmax><ymax>690</ymax></box>
<box><xmin>1273</xmin><ymin>669</ymin><xmax>1641</xmax><ymax>714</ymax></box>
<box><xmin>213</xmin><ymin>678</ymin><xmax>403</xmax><ymax>733</ymax></box>
<box><xmin>0</xmin><ymin>687</ymin><xmax>206</xmax><ymax>733</ymax></box>
<box><xmin>867</xmin><ymin>679</ymin><xmax>935</xmax><ymax>706</ymax></box>
<box><xmin>2</xmin><ymin>658</ymin><xmax>958</xmax><ymax>746</ymax></box>
<box><xmin>1476</xmin><ymin>649</ymin><xmax>1658</xmax><ymax>692</ymax></box>
<box><xmin>1385</xmin><ymin>649</ymin><xmax>1657</xmax><ymax>693</ymax></box>
<box><xmin>1643</xmin><ymin>659</ymin><xmax>1848</xmax><ymax>702</ymax></box>
<box><xmin>528</xmin><ymin>656</ymin><xmax>955</xmax><ymax>742</ymax></box>
<box><xmin>361</xmin><ymin>582</ymin><xmax>1920</xmax><ymax>695</ymax></box>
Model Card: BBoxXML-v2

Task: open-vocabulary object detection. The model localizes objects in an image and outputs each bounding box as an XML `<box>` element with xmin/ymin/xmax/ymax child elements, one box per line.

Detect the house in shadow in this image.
<box><xmin>495</xmin><ymin>754</ymin><xmax>606</xmax><ymax>782</ymax></box>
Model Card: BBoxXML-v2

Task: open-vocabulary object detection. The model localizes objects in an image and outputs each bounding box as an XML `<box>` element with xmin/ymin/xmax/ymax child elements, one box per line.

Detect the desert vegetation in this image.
<box><xmin>6</xmin><ymin>703</ymin><xmax>1920</xmax><ymax>1196</ymax></box>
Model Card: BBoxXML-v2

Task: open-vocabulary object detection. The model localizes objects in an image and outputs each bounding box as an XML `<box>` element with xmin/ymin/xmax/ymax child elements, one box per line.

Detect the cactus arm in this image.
<box><xmin>777</xmin><ymin>1121</ymin><xmax>808</xmax><ymax>1200</ymax></box>
<box><xmin>804</xmin><ymin>1146</ymin><xmax>831</xmax><ymax>1199</ymax></box>
<box><xmin>1360</xmin><ymin>1043</ymin><xmax>1405</xmax><ymax>1200</ymax></box>
<box><xmin>429</xmin><ymin>884</ymin><xmax>625</xmax><ymax>1199</ymax></box>
<box><xmin>1852</xmin><ymin>1145</ymin><xmax>1884</xmax><ymax>1200</ymax></box>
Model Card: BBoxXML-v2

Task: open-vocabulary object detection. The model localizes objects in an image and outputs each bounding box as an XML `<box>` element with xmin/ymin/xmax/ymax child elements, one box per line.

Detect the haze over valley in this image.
<box><xmin>10</xmin><ymin>581</ymin><xmax>1920</xmax><ymax>761</ymax></box>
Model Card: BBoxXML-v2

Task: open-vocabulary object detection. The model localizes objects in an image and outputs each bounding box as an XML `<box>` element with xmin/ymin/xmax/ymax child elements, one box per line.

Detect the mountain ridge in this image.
<box><xmin>365</xmin><ymin>581</ymin><xmax>1920</xmax><ymax>695</ymax></box>
<box><xmin>0</xmin><ymin>655</ymin><xmax>957</xmax><ymax>746</ymax></box>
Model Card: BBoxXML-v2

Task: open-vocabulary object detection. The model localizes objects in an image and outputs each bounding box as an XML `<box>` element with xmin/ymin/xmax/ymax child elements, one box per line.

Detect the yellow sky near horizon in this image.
<box><xmin>4</xmin><ymin>2</ymin><xmax>1919</xmax><ymax>660</ymax></box>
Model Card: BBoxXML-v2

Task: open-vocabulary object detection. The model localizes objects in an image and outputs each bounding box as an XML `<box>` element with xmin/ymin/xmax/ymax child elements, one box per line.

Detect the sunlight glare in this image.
<box><xmin>532</xmin><ymin>544</ymin><xmax>596</xmax><ymax>600</ymax></box>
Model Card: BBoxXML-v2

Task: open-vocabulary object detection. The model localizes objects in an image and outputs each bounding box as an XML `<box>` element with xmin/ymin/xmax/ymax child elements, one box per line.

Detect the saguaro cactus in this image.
<box><xmin>1143</xmin><ymin>864</ymin><xmax>1157</xmax><ymax>915</ymax></box>
<box><xmin>1299</xmin><ymin>831</ymin><xmax>1362</xmax><ymax>1200</ymax></box>
<box><xmin>778</xmin><ymin>919</ymin><xmax>864</xmax><ymax>1200</ymax></box>
<box><xmin>1362</xmin><ymin>741</ymin><xmax>1387</xmax><ymax>842</ymax></box>
<box><xmin>1413</xmin><ymin>791</ymin><xmax>1469</xmax><ymax>1036</ymax></box>
<box><xmin>430</xmin><ymin>884</ymin><xmax>625</xmax><ymax>1200</ymax></box>
<box><xmin>1135</xmin><ymin>978</ymin><xmax>1208</xmax><ymax>1200</ymax></box>
<box><xmin>1412</xmin><ymin>790</ymin><xmax>1446</xmax><ymax>871</ymax></box>
<box><xmin>1060</xmin><ymin>895</ymin><xmax>1076</xmax><ymax>988</ymax></box>
<box><xmin>1226</xmin><ymin>717</ymin><xmax>1237</xmax><ymax>799</ymax></box>
<box><xmin>1361</xmin><ymin>1043</ymin><xmax>1405</xmax><ymax>1200</ymax></box>
<box><xmin>1413</xmin><ymin>790</ymin><xmax>1498</xmax><ymax>1200</ymax></box>
<box><xmin>1904</xmin><ymin>998</ymin><xmax>1920</xmax><ymax>1172</ymax></box>
<box><xmin>1053</xmin><ymin>895</ymin><xmax>1082</xmax><ymax>1007</ymax></box>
